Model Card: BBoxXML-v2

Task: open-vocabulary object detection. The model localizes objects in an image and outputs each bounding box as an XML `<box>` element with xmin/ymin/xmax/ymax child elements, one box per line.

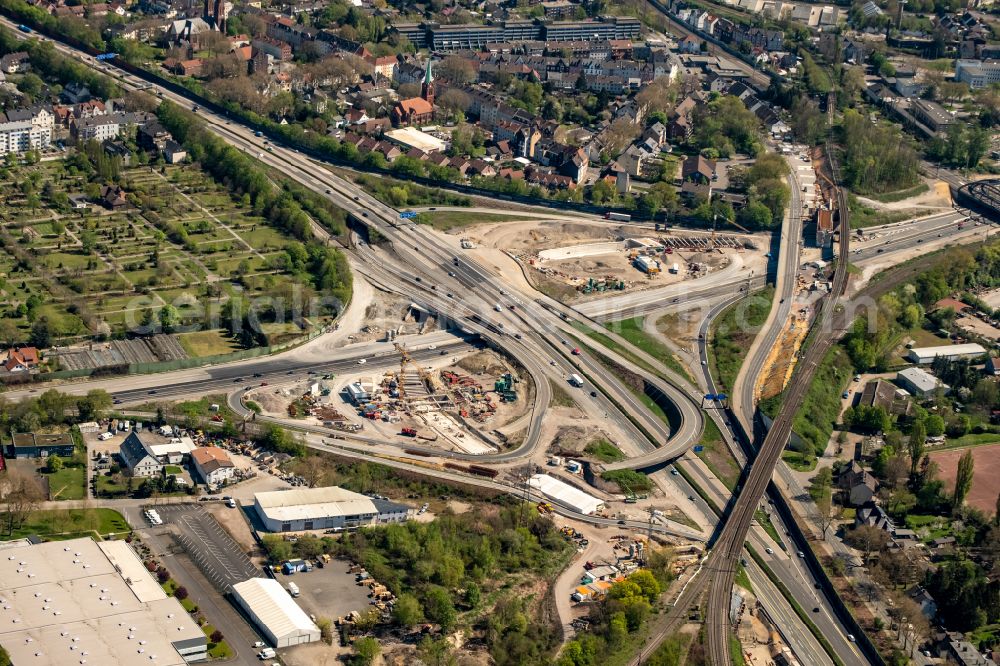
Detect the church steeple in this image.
<box><xmin>421</xmin><ymin>59</ymin><xmax>434</xmax><ymax>105</ymax></box>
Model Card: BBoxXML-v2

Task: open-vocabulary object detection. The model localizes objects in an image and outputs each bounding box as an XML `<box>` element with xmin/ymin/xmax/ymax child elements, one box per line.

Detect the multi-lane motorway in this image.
<box><xmin>1</xmin><ymin>16</ymin><xmax>986</xmax><ymax>666</ymax></box>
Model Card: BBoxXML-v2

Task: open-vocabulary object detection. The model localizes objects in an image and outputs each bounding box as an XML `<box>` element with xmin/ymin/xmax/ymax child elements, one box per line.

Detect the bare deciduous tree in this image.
<box><xmin>0</xmin><ymin>470</ymin><xmax>44</xmax><ymax>536</ymax></box>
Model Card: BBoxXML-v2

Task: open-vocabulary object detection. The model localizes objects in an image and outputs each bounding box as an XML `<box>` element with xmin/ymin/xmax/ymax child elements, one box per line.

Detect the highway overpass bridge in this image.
<box><xmin>956</xmin><ymin>179</ymin><xmax>1000</xmax><ymax>223</ymax></box>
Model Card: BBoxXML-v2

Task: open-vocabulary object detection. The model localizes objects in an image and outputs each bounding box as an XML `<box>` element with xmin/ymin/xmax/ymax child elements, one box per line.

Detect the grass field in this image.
<box><xmin>176</xmin><ymin>329</ymin><xmax>243</xmax><ymax>357</ymax></box>
<box><xmin>607</xmin><ymin>317</ymin><xmax>695</xmax><ymax>383</ymax></box>
<box><xmin>734</xmin><ymin>564</ymin><xmax>753</xmax><ymax>592</ymax></box>
<box><xmin>585</xmin><ymin>438</ymin><xmax>626</xmax><ymax>463</ymax></box>
<box><xmin>696</xmin><ymin>418</ymin><xmax>741</xmax><ymax>490</ymax></box>
<box><xmin>754</xmin><ymin>510</ymin><xmax>784</xmax><ymax>548</ymax></box>
<box><xmin>43</xmin><ymin>466</ymin><xmax>86</xmax><ymax>500</ymax></box>
<box><xmin>549</xmin><ymin>379</ymin><xmax>577</xmax><ymax>408</ymax></box>
<box><xmin>202</xmin><ymin>624</ymin><xmax>234</xmax><ymax>659</ymax></box>
<box><xmin>95</xmin><ymin>474</ymin><xmax>130</xmax><ymax>498</ymax></box>
<box><xmin>0</xmin><ymin>508</ymin><xmax>129</xmax><ymax>540</ymax></box>
<box><xmin>160</xmin><ymin>393</ymin><xmax>238</xmax><ymax>424</ymax></box>
<box><xmin>782</xmin><ymin>450</ymin><xmax>818</xmax><ymax>472</ymax></box>
<box><xmin>709</xmin><ymin>286</ymin><xmax>774</xmax><ymax>393</ymax></box>
<box><xmin>601</xmin><ymin>469</ymin><xmax>652</xmax><ymax>493</ymax></box>
<box><xmin>848</xmin><ymin>194</ymin><xmax>921</xmax><ymax>229</ymax></box>
<box><xmin>572</xmin><ymin>323</ymin><xmax>661</xmax><ymax>377</ymax></box>
<box><xmin>162</xmin><ymin>579</ymin><xmax>198</xmax><ymax>613</ymax></box>
<box><xmin>866</xmin><ymin>182</ymin><xmax>930</xmax><ymax>204</ymax></box>
<box><xmin>416</xmin><ymin>211</ymin><xmax>522</xmax><ymax>231</ymax></box>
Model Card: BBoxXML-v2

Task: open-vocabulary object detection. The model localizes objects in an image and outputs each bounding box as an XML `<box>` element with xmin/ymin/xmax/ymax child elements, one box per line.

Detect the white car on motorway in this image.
<box><xmin>357</xmin><ymin>358</ymin><xmax>366</xmax><ymax>365</ymax></box>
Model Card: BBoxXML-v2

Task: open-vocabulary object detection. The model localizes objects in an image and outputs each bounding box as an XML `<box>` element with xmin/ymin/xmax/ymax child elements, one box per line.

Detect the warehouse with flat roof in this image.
<box><xmin>231</xmin><ymin>578</ymin><xmax>320</xmax><ymax>648</ymax></box>
<box><xmin>0</xmin><ymin>537</ymin><xmax>207</xmax><ymax>665</ymax></box>
<box><xmin>384</xmin><ymin>127</ymin><xmax>447</xmax><ymax>153</ymax></box>
<box><xmin>906</xmin><ymin>343</ymin><xmax>986</xmax><ymax>364</ymax></box>
<box><xmin>253</xmin><ymin>486</ymin><xmax>410</xmax><ymax>532</ymax></box>
<box><xmin>897</xmin><ymin>367</ymin><xmax>949</xmax><ymax>397</ymax></box>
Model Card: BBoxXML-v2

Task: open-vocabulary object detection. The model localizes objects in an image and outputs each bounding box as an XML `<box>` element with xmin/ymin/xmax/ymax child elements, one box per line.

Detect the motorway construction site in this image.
<box><xmin>248</xmin><ymin>349</ymin><xmax>533</xmax><ymax>455</ymax></box>
<box><xmin>455</xmin><ymin>219</ymin><xmax>768</xmax><ymax>304</ymax></box>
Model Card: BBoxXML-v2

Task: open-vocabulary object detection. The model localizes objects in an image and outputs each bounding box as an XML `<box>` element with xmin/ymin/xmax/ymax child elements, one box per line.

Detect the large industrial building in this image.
<box><xmin>253</xmin><ymin>486</ymin><xmax>410</xmax><ymax>532</ymax></box>
<box><xmin>905</xmin><ymin>343</ymin><xmax>986</xmax><ymax>364</ymax></box>
<box><xmin>528</xmin><ymin>474</ymin><xmax>605</xmax><ymax>515</ymax></box>
<box><xmin>231</xmin><ymin>578</ymin><xmax>320</xmax><ymax>648</ymax></box>
<box><xmin>0</xmin><ymin>537</ymin><xmax>207</xmax><ymax>665</ymax></box>
<box><xmin>897</xmin><ymin>367</ymin><xmax>949</xmax><ymax>398</ymax></box>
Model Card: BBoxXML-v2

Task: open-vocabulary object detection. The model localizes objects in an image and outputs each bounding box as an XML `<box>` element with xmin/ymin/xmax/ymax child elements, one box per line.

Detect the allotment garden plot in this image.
<box><xmin>0</xmin><ymin>161</ymin><xmax>333</xmax><ymax>362</ymax></box>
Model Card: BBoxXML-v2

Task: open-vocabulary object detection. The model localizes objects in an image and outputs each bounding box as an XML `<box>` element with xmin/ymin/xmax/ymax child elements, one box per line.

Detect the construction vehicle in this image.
<box><xmin>393</xmin><ymin>342</ymin><xmax>411</xmax><ymax>399</ymax></box>
<box><xmin>620</xmin><ymin>479</ymin><xmax>638</xmax><ymax>504</ymax></box>
<box><xmin>494</xmin><ymin>373</ymin><xmax>518</xmax><ymax>402</ymax></box>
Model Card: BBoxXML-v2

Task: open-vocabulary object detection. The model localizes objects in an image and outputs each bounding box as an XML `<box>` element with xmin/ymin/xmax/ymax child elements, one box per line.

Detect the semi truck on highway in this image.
<box><xmin>569</xmin><ymin>374</ymin><xmax>584</xmax><ymax>387</ymax></box>
<box><xmin>605</xmin><ymin>212</ymin><xmax>631</xmax><ymax>222</ymax></box>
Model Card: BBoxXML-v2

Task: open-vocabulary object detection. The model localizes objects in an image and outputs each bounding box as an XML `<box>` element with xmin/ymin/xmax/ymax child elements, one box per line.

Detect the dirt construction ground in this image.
<box><xmin>457</xmin><ymin>219</ymin><xmax>761</xmax><ymax>303</ymax></box>
<box><xmin>931</xmin><ymin>443</ymin><xmax>1000</xmax><ymax>515</ymax></box>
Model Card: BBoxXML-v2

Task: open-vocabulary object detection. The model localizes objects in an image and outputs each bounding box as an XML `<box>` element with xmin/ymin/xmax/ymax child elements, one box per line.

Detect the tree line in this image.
<box><xmin>0</xmin><ymin>25</ymin><xmax>117</xmax><ymax>98</ymax></box>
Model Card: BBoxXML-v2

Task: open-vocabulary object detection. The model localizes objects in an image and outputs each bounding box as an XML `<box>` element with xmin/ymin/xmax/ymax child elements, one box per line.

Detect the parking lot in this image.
<box><xmin>155</xmin><ymin>504</ymin><xmax>260</xmax><ymax>592</ymax></box>
<box><xmin>281</xmin><ymin>562</ymin><xmax>373</xmax><ymax>624</ymax></box>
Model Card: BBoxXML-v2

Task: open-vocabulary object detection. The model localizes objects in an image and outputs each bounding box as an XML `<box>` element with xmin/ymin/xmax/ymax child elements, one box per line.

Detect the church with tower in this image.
<box><xmin>391</xmin><ymin>60</ymin><xmax>436</xmax><ymax>127</ymax></box>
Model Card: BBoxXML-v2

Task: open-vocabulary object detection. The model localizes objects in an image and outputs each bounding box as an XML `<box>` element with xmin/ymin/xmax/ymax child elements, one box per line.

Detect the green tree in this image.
<box><xmin>909</xmin><ymin>420</ymin><xmax>926</xmax><ymax>476</ymax></box>
<box><xmin>45</xmin><ymin>455</ymin><xmax>64</xmax><ymax>473</ymax></box>
<box><xmin>80</xmin><ymin>230</ymin><xmax>98</xmax><ymax>254</ymax></box>
<box><xmin>418</xmin><ymin>636</ymin><xmax>457</xmax><ymax>666</ymax></box>
<box><xmin>423</xmin><ymin>586</ymin><xmax>456</xmax><ymax>631</ymax></box>
<box><xmin>589</xmin><ymin>179</ymin><xmax>616</xmax><ymax>204</ymax></box>
<box><xmin>29</xmin><ymin>316</ymin><xmax>52</xmax><ymax>348</ymax></box>
<box><xmin>809</xmin><ymin>467</ymin><xmax>833</xmax><ymax>501</ymax></box>
<box><xmin>353</xmin><ymin>636</ymin><xmax>381</xmax><ymax>666</ymax></box>
<box><xmin>608</xmin><ymin>611</ymin><xmax>628</xmax><ymax>647</ymax></box>
<box><xmin>954</xmin><ymin>449</ymin><xmax>975</xmax><ymax>508</ymax></box>
<box><xmin>159</xmin><ymin>305</ymin><xmax>180</xmax><ymax>333</ymax></box>
<box><xmin>261</xmin><ymin>534</ymin><xmax>293</xmax><ymax>561</ymax></box>
<box><xmin>392</xmin><ymin>593</ymin><xmax>423</xmax><ymax>627</ymax></box>
<box><xmin>925</xmin><ymin>414</ymin><xmax>945</xmax><ymax>437</ymax></box>
<box><xmin>626</xmin><ymin>569</ymin><xmax>661</xmax><ymax>603</ymax></box>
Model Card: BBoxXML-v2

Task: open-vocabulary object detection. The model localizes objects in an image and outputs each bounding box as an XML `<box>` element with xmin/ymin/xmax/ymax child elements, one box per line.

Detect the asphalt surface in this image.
<box><xmin>851</xmin><ymin>211</ymin><xmax>971</xmax><ymax>261</ymax></box>
<box><xmin>1</xmin><ymin>334</ymin><xmax>472</xmax><ymax>403</ymax></box>
<box><xmin>154</xmin><ymin>504</ymin><xmax>260</xmax><ymax>593</ymax></box>
<box><xmin>0</xmin><ymin>21</ymin><xmax>925</xmax><ymax>666</ymax></box>
<box><xmin>733</xmin><ymin>153</ymin><xmax>805</xmax><ymax>436</ymax></box>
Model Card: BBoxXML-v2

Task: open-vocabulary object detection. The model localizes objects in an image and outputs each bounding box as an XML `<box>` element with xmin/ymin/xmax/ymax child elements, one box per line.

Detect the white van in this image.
<box><xmin>287</xmin><ymin>582</ymin><xmax>300</xmax><ymax>597</ymax></box>
<box><xmin>98</xmin><ymin>432</ymin><xmax>113</xmax><ymax>441</ymax></box>
<box><xmin>257</xmin><ymin>647</ymin><xmax>276</xmax><ymax>659</ymax></box>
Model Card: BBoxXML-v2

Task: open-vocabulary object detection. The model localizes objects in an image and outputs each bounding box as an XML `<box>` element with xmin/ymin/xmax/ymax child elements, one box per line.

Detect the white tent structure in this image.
<box><xmin>231</xmin><ymin>578</ymin><xmax>320</xmax><ymax>648</ymax></box>
<box><xmin>528</xmin><ymin>474</ymin><xmax>605</xmax><ymax>515</ymax></box>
